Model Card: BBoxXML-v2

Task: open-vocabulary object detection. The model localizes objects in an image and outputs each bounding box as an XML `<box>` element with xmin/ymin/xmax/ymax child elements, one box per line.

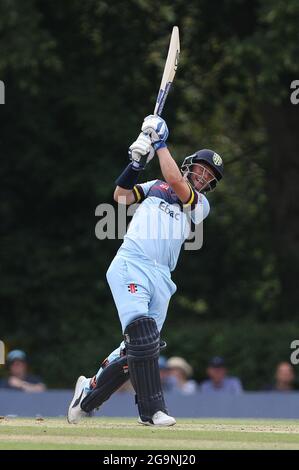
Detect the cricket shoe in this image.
<box><xmin>67</xmin><ymin>375</ymin><xmax>90</xmax><ymax>424</ymax></box>
<box><xmin>138</xmin><ymin>411</ymin><xmax>176</xmax><ymax>427</ymax></box>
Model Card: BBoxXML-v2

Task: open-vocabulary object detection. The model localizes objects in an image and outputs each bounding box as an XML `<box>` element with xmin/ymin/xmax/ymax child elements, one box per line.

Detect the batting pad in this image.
<box><xmin>81</xmin><ymin>355</ymin><xmax>129</xmax><ymax>413</ymax></box>
<box><xmin>124</xmin><ymin>316</ymin><xmax>167</xmax><ymax>422</ymax></box>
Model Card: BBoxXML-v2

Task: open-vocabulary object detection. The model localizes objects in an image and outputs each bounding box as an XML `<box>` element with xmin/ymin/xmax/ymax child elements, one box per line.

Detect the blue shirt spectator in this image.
<box><xmin>199</xmin><ymin>356</ymin><xmax>243</xmax><ymax>393</ymax></box>
<box><xmin>0</xmin><ymin>350</ymin><xmax>46</xmax><ymax>392</ymax></box>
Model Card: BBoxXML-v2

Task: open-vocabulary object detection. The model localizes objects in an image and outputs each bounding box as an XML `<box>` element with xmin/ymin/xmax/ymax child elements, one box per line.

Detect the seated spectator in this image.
<box><xmin>199</xmin><ymin>356</ymin><xmax>243</xmax><ymax>393</ymax></box>
<box><xmin>166</xmin><ymin>356</ymin><xmax>197</xmax><ymax>395</ymax></box>
<box><xmin>265</xmin><ymin>362</ymin><xmax>296</xmax><ymax>391</ymax></box>
<box><xmin>0</xmin><ymin>350</ymin><xmax>46</xmax><ymax>392</ymax></box>
<box><xmin>159</xmin><ymin>355</ymin><xmax>177</xmax><ymax>392</ymax></box>
<box><xmin>116</xmin><ymin>355</ymin><xmax>181</xmax><ymax>394</ymax></box>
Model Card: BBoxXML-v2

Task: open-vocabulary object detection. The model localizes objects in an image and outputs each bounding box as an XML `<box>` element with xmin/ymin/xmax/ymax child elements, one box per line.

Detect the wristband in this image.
<box><xmin>115</xmin><ymin>163</ymin><xmax>141</xmax><ymax>189</ymax></box>
<box><xmin>153</xmin><ymin>141</ymin><xmax>167</xmax><ymax>151</ymax></box>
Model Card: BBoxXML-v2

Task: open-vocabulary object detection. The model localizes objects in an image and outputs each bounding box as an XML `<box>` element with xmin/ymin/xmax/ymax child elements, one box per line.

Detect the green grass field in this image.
<box><xmin>0</xmin><ymin>417</ymin><xmax>299</xmax><ymax>450</ymax></box>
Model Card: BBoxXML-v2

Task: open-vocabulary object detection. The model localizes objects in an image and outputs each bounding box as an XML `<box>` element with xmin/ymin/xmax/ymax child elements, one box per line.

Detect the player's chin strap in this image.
<box><xmin>188</xmin><ymin>172</ymin><xmax>217</xmax><ymax>193</ymax></box>
<box><xmin>182</xmin><ymin>168</ymin><xmax>217</xmax><ymax>194</ymax></box>
<box><xmin>80</xmin><ymin>338</ymin><xmax>167</xmax><ymax>413</ymax></box>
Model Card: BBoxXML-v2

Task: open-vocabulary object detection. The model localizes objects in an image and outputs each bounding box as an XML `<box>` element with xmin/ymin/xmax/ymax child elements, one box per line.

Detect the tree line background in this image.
<box><xmin>1</xmin><ymin>0</ymin><xmax>298</xmax><ymax>389</ymax></box>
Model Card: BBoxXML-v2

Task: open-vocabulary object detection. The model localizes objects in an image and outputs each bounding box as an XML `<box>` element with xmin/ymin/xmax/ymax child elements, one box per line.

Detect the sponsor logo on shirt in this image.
<box><xmin>159</xmin><ymin>201</ymin><xmax>180</xmax><ymax>220</ymax></box>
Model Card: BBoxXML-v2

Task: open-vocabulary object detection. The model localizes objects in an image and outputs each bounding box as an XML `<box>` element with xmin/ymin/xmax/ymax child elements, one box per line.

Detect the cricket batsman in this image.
<box><xmin>68</xmin><ymin>114</ymin><xmax>224</xmax><ymax>426</ymax></box>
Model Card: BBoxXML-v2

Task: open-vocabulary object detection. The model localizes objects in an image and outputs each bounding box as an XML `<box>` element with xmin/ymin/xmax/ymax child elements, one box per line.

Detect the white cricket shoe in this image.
<box><xmin>138</xmin><ymin>410</ymin><xmax>176</xmax><ymax>427</ymax></box>
<box><xmin>67</xmin><ymin>375</ymin><xmax>90</xmax><ymax>424</ymax></box>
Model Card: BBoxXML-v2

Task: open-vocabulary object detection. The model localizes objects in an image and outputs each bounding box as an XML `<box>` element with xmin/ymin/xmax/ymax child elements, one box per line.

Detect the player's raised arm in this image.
<box><xmin>142</xmin><ymin>115</ymin><xmax>193</xmax><ymax>205</ymax></box>
<box><xmin>114</xmin><ymin>133</ymin><xmax>155</xmax><ymax>205</ymax></box>
<box><xmin>156</xmin><ymin>146</ymin><xmax>193</xmax><ymax>204</ymax></box>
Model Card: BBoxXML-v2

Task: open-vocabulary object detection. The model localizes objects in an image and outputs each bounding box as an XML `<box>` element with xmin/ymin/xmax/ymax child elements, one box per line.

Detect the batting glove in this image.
<box><xmin>141</xmin><ymin>115</ymin><xmax>169</xmax><ymax>150</ymax></box>
<box><xmin>129</xmin><ymin>132</ymin><xmax>155</xmax><ymax>170</ymax></box>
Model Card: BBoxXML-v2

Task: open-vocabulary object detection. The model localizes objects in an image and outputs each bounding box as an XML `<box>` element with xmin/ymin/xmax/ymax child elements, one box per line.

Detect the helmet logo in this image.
<box><xmin>213</xmin><ymin>153</ymin><xmax>222</xmax><ymax>166</ymax></box>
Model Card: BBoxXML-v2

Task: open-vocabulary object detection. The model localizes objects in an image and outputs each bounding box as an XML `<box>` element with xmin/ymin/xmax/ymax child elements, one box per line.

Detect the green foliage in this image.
<box><xmin>1</xmin><ymin>0</ymin><xmax>298</xmax><ymax>388</ymax></box>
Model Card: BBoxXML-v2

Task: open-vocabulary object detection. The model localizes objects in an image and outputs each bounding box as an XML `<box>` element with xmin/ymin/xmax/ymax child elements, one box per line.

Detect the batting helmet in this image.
<box><xmin>181</xmin><ymin>149</ymin><xmax>224</xmax><ymax>192</ymax></box>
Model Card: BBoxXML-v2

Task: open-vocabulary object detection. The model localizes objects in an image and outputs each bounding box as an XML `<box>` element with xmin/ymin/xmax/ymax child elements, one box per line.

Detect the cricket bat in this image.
<box><xmin>154</xmin><ymin>26</ymin><xmax>180</xmax><ymax>116</ymax></box>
